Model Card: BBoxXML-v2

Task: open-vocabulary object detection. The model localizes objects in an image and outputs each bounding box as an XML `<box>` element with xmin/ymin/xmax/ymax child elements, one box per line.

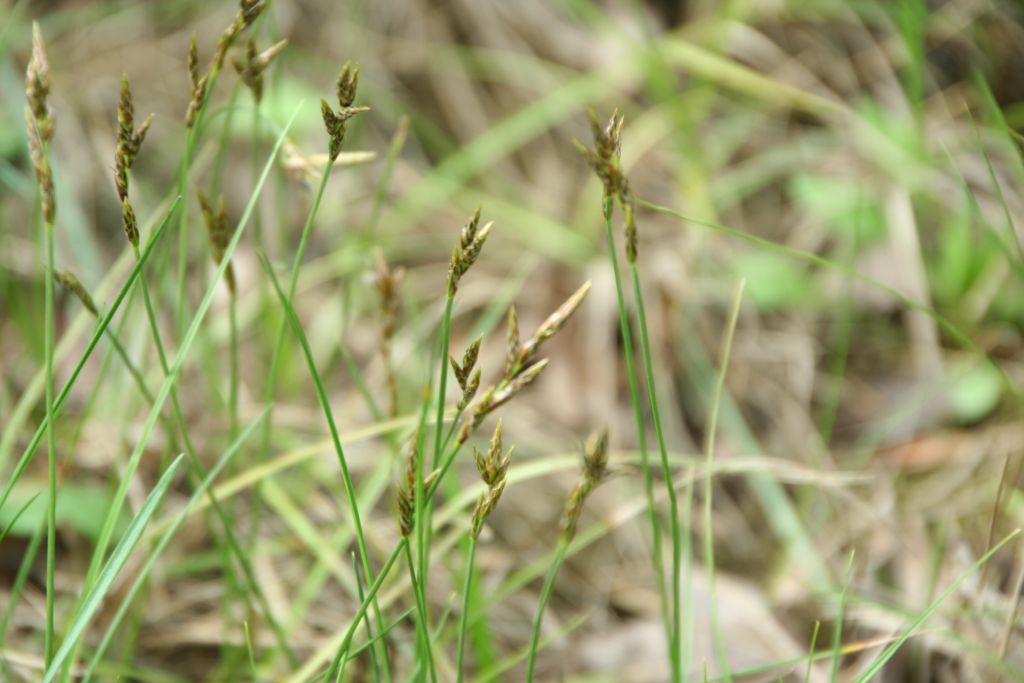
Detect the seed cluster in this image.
<box><xmin>561</xmin><ymin>428</ymin><xmax>610</xmax><ymax>541</ymax></box>
<box><xmin>321</xmin><ymin>62</ymin><xmax>369</xmax><ymax>161</ymax></box>
<box><xmin>115</xmin><ymin>76</ymin><xmax>154</xmax><ymax>247</ymax></box>
<box><xmin>54</xmin><ymin>270</ymin><xmax>97</xmax><ymax>315</ymax></box>
<box><xmin>577</xmin><ymin>109</ymin><xmax>638</xmax><ymax>262</ymax></box>
<box><xmin>455</xmin><ymin>281</ymin><xmax>591</xmax><ymax>446</ymax></box>
<box><xmin>471</xmin><ymin>420</ymin><xmax>513</xmax><ymax>538</ymax></box>
<box><xmin>450</xmin><ymin>337</ymin><xmax>482</xmax><ymax>412</ymax></box>
<box><xmin>447</xmin><ymin>209</ymin><xmax>493</xmax><ymax>298</ymax></box>
<box><xmin>25</xmin><ymin>23</ymin><xmax>55</xmax><ymax>225</ymax></box>
<box><xmin>233</xmin><ymin>38</ymin><xmax>287</xmax><ymax>104</ymax></box>
<box><xmin>197</xmin><ymin>190</ymin><xmax>236</xmax><ymax>293</ymax></box>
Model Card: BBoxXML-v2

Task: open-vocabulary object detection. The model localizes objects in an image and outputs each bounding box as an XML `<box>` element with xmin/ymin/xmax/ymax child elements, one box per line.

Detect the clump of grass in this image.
<box><xmin>525</xmin><ymin>428</ymin><xmax>610</xmax><ymax>682</ymax></box>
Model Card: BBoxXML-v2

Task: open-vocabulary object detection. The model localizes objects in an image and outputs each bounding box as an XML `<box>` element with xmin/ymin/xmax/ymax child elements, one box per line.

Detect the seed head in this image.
<box><xmin>397</xmin><ymin>437</ymin><xmax>419</xmax><ymax>537</ymax></box>
<box><xmin>25</xmin><ymin>22</ymin><xmax>54</xmax><ymax>143</ymax></box>
<box><xmin>321</xmin><ymin>61</ymin><xmax>369</xmax><ymax>161</ymax></box>
<box><xmin>25</xmin><ymin>107</ymin><xmax>55</xmax><ymax>225</ymax></box>
<box><xmin>561</xmin><ymin>427</ymin><xmax>610</xmax><ymax>541</ymax></box>
<box><xmin>115</xmin><ymin>75</ymin><xmax>154</xmax><ymax>203</ymax></box>
<box><xmin>233</xmin><ymin>38</ymin><xmax>287</xmax><ymax>104</ymax></box>
<box><xmin>121</xmin><ymin>198</ymin><xmax>139</xmax><ymax>248</ymax></box>
<box><xmin>54</xmin><ymin>270</ymin><xmax>97</xmax><ymax>315</ymax></box>
<box><xmin>471</xmin><ymin>420</ymin><xmax>514</xmax><ymax>538</ymax></box>
<box><xmin>515</xmin><ymin>281</ymin><xmax>591</xmax><ymax>375</ymax></box>
<box><xmin>197</xmin><ymin>190</ymin><xmax>235</xmax><ymax>293</ymax></box>
<box><xmin>447</xmin><ymin>209</ymin><xmax>492</xmax><ymax>297</ymax></box>
<box><xmin>578</xmin><ymin>109</ymin><xmax>639</xmax><ymax>262</ymax></box>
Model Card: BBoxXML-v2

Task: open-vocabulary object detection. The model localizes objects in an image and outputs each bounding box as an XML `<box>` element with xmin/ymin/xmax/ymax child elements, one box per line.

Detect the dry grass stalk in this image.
<box><xmin>577</xmin><ymin>109</ymin><xmax>637</xmax><ymax>262</ymax></box>
<box><xmin>374</xmin><ymin>253</ymin><xmax>404</xmax><ymax>417</ymax></box>
<box><xmin>25</xmin><ymin>23</ymin><xmax>55</xmax><ymax>225</ymax></box>
<box><xmin>561</xmin><ymin>428</ymin><xmax>610</xmax><ymax>541</ymax></box>
<box><xmin>321</xmin><ymin>62</ymin><xmax>369</xmax><ymax>161</ymax></box>
<box><xmin>471</xmin><ymin>419</ymin><xmax>513</xmax><ymax>538</ymax></box>
<box><xmin>196</xmin><ymin>190</ymin><xmax>236</xmax><ymax>293</ymax></box>
<box><xmin>54</xmin><ymin>270</ymin><xmax>97</xmax><ymax>315</ymax></box>
<box><xmin>233</xmin><ymin>38</ymin><xmax>287</xmax><ymax>104</ymax></box>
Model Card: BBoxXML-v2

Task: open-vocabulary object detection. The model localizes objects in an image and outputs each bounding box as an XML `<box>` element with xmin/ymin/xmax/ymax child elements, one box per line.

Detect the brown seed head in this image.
<box><xmin>517</xmin><ymin>281</ymin><xmax>591</xmax><ymax>371</ymax></box>
<box><xmin>54</xmin><ymin>270</ymin><xmax>97</xmax><ymax>315</ymax></box>
<box><xmin>561</xmin><ymin>427</ymin><xmax>610</xmax><ymax>541</ymax></box>
<box><xmin>397</xmin><ymin>436</ymin><xmax>418</xmax><ymax>537</ymax></box>
<box><xmin>321</xmin><ymin>62</ymin><xmax>368</xmax><ymax>161</ymax></box>
<box><xmin>122</xmin><ymin>198</ymin><xmax>139</xmax><ymax>247</ymax></box>
<box><xmin>25</xmin><ymin>107</ymin><xmax>55</xmax><ymax>225</ymax></box>
<box><xmin>197</xmin><ymin>190</ymin><xmax>235</xmax><ymax>293</ymax></box>
<box><xmin>26</xmin><ymin>22</ymin><xmax>54</xmax><ymax>143</ymax></box>
<box><xmin>447</xmin><ymin>210</ymin><xmax>492</xmax><ymax>297</ymax></box>
<box><xmin>233</xmin><ymin>38</ymin><xmax>287</xmax><ymax>103</ymax></box>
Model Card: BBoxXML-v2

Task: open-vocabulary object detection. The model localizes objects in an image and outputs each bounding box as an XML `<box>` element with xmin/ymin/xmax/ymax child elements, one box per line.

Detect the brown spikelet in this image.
<box><xmin>578</xmin><ymin>108</ymin><xmax>639</xmax><ymax>262</ymax></box>
<box><xmin>505</xmin><ymin>306</ymin><xmax>520</xmax><ymax>379</ymax></box>
<box><xmin>197</xmin><ymin>190</ymin><xmax>235</xmax><ymax>293</ymax></box>
<box><xmin>517</xmin><ymin>281</ymin><xmax>591</xmax><ymax>371</ymax></box>
<box><xmin>561</xmin><ymin>428</ymin><xmax>610</xmax><ymax>541</ymax></box>
<box><xmin>26</xmin><ymin>22</ymin><xmax>54</xmax><ymax>143</ymax></box>
<box><xmin>397</xmin><ymin>437</ymin><xmax>418</xmax><ymax>537</ymax></box>
<box><xmin>25</xmin><ymin>108</ymin><xmax>55</xmax><ymax>226</ymax></box>
<box><xmin>115</xmin><ymin>75</ymin><xmax>154</xmax><ymax>204</ymax></box>
<box><xmin>233</xmin><ymin>38</ymin><xmax>287</xmax><ymax>104</ymax></box>
<box><xmin>121</xmin><ymin>198</ymin><xmax>139</xmax><ymax>248</ymax></box>
<box><xmin>488</xmin><ymin>358</ymin><xmax>548</xmax><ymax>414</ymax></box>
<box><xmin>321</xmin><ymin>61</ymin><xmax>368</xmax><ymax>161</ymax></box>
<box><xmin>54</xmin><ymin>270</ymin><xmax>97</xmax><ymax>315</ymax></box>
<box><xmin>447</xmin><ymin>209</ymin><xmax>492</xmax><ymax>297</ymax></box>
<box><xmin>471</xmin><ymin>420</ymin><xmax>513</xmax><ymax>537</ymax></box>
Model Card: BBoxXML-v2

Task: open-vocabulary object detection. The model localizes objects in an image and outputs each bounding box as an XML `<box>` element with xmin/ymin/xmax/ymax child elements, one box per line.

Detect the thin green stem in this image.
<box><xmin>0</xmin><ymin>200</ymin><xmax>178</xmax><ymax>518</ymax></box>
<box><xmin>404</xmin><ymin>540</ymin><xmax>438</xmax><ymax>683</ymax></box>
<box><xmin>421</xmin><ymin>294</ymin><xmax>454</xmax><ymax>618</ymax></box>
<box><xmin>229</xmin><ymin>290</ymin><xmax>239</xmax><ymax>440</ymax></box>
<box><xmin>262</xmin><ymin>255</ymin><xmax>392</xmax><ymax>677</ymax></box>
<box><xmin>629</xmin><ymin>260</ymin><xmax>681</xmax><ymax>682</ymax></box>
<box><xmin>525</xmin><ymin>538</ymin><xmax>569</xmax><ymax>682</ymax></box>
<box><xmin>702</xmin><ymin>279</ymin><xmax>745</xmax><ymax>683</ymax></box>
<box><xmin>351</xmin><ymin>552</ymin><xmax>382</xmax><ymax>683</ymax></box>
<box><xmin>327</xmin><ymin>539</ymin><xmax>407</xmax><ymax>683</ymax></box>
<box><xmin>44</xmin><ymin>224</ymin><xmax>56</xmax><ymax>668</ymax></box>
<box><xmin>601</xmin><ymin>197</ymin><xmax>672</xmax><ymax>670</ymax></box>
<box><xmin>455</xmin><ymin>534</ymin><xmax>478</xmax><ymax>682</ymax></box>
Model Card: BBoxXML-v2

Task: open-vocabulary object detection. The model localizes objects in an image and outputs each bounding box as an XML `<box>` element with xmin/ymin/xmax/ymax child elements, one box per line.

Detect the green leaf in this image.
<box><xmin>43</xmin><ymin>454</ymin><xmax>185</xmax><ymax>683</ymax></box>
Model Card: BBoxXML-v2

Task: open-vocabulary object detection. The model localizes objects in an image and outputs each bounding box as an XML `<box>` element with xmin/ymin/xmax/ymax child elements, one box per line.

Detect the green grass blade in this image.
<box><xmin>852</xmin><ymin>529</ymin><xmax>1020</xmax><ymax>682</ymax></box>
<box><xmin>43</xmin><ymin>454</ymin><xmax>186</xmax><ymax>683</ymax></box>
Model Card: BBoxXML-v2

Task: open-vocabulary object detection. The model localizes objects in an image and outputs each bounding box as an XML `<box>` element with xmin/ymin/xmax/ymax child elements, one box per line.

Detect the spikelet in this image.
<box><xmin>447</xmin><ymin>209</ymin><xmax>492</xmax><ymax>297</ymax></box>
<box><xmin>513</xmin><ymin>281</ymin><xmax>591</xmax><ymax>376</ymax></box>
<box><xmin>25</xmin><ymin>23</ymin><xmax>55</xmax><ymax>225</ymax></box>
<box><xmin>185</xmin><ymin>34</ymin><xmax>207</xmax><ymax>128</ymax></box>
<box><xmin>471</xmin><ymin>420</ymin><xmax>513</xmax><ymax>538</ymax></box>
<box><xmin>197</xmin><ymin>190</ymin><xmax>236</xmax><ymax>293</ymax></box>
<box><xmin>114</xmin><ymin>75</ymin><xmax>153</xmax><ymax>246</ymax></box>
<box><xmin>214</xmin><ymin>0</ymin><xmax>267</xmax><ymax>72</ymax></box>
<box><xmin>397</xmin><ymin>437</ymin><xmax>418</xmax><ymax>537</ymax></box>
<box><xmin>577</xmin><ymin>109</ymin><xmax>638</xmax><ymax>262</ymax></box>
<box><xmin>320</xmin><ymin>62</ymin><xmax>369</xmax><ymax>161</ymax></box>
<box><xmin>561</xmin><ymin>428</ymin><xmax>610</xmax><ymax>541</ymax></box>
<box><xmin>54</xmin><ymin>270</ymin><xmax>97</xmax><ymax>315</ymax></box>
<box><xmin>232</xmin><ymin>38</ymin><xmax>287</xmax><ymax>104</ymax></box>
<box><xmin>450</xmin><ymin>336</ymin><xmax>482</xmax><ymax>410</ymax></box>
